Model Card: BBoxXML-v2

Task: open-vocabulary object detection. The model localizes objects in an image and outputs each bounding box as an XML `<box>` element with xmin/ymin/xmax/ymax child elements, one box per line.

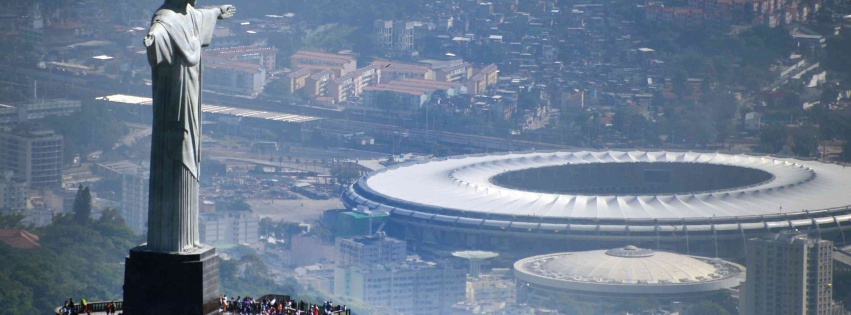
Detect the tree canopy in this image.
<box><xmin>73</xmin><ymin>186</ymin><xmax>92</xmax><ymax>225</ymax></box>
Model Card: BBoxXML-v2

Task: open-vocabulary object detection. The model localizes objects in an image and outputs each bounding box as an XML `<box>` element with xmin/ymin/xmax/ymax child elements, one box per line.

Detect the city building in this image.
<box><xmin>0</xmin><ymin>125</ymin><xmax>63</xmax><ymax>190</ymax></box>
<box><xmin>343</xmin><ymin>151</ymin><xmax>851</xmax><ymax>254</ymax></box>
<box><xmin>0</xmin><ymin>171</ymin><xmax>27</xmax><ymax>211</ymax></box>
<box><xmin>336</xmin><ymin>232</ymin><xmax>406</xmax><ymax>266</ymax></box>
<box><xmin>327</xmin><ymin>65</ymin><xmax>382</xmax><ymax>103</ymax></box>
<box><xmin>206</xmin><ymin>45</ymin><xmax>277</xmax><ymax>74</ymax></box>
<box><xmin>0</xmin><ymin>105</ymin><xmax>16</xmax><ymax>127</ymax></box>
<box><xmin>741</xmin><ymin>232</ymin><xmax>844</xmax><ymax>315</ymax></box>
<box><xmin>291</xmin><ymin>51</ymin><xmax>357</xmax><ymax>76</ymax></box>
<box><xmin>432</xmin><ymin>61</ymin><xmax>473</xmax><ymax>83</ymax></box>
<box><xmin>92</xmin><ymin>160</ymin><xmax>150</xmax><ymax>234</ymax></box>
<box><xmin>121</xmin><ymin>167</ymin><xmax>149</xmax><ymax>236</ymax></box>
<box><xmin>20</xmin><ymin>99</ymin><xmax>81</xmax><ymax>120</ymax></box>
<box><xmin>359</xmin><ymin>78</ymin><xmax>467</xmax><ymax>110</ymax></box>
<box><xmin>361</xmin><ymin>85</ymin><xmax>431</xmax><ymax>110</ymax></box>
<box><xmin>374</xmin><ymin>20</ymin><xmax>417</xmax><ymax>59</ymax></box>
<box><xmin>199</xmin><ymin>210</ymin><xmax>260</xmax><ymax>249</ymax></box>
<box><xmin>467</xmin><ymin>64</ymin><xmax>499</xmax><ymax>95</ymax></box>
<box><xmin>204</xmin><ymin>60</ymin><xmax>266</xmax><ymax>97</ymax></box>
<box><xmin>645</xmin><ymin>0</ymin><xmax>821</xmax><ymax>28</ymax></box>
<box><xmin>375</xmin><ymin>20</ymin><xmax>415</xmax><ymax>52</ymax></box>
<box><xmin>465</xmin><ymin>270</ymin><xmax>516</xmax><ymax>306</ymax></box>
<box><xmin>334</xmin><ymin>209</ymin><xmax>390</xmax><ymax>238</ymax></box>
<box><xmin>305</xmin><ymin>69</ymin><xmax>334</xmax><ymax>98</ymax></box>
<box><xmin>514</xmin><ymin>246</ymin><xmax>744</xmax><ymax>312</ymax></box>
<box><xmin>333</xmin><ymin>234</ymin><xmax>466</xmax><ymax>315</ymax></box>
<box><xmin>334</xmin><ymin>260</ymin><xmax>466</xmax><ymax>315</ymax></box>
<box><xmin>283</xmin><ymin>68</ymin><xmax>312</xmax><ymax>95</ymax></box>
<box><xmin>290</xmin><ymin>234</ymin><xmax>337</xmax><ymax>267</ymax></box>
<box><xmin>373</xmin><ymin>60</ymin><xmax>435</xmax><ymax>82</ymax></box>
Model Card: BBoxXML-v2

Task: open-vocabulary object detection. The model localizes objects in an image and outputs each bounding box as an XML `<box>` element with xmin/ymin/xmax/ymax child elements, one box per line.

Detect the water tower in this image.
<box><xmin>452</xmin><ymin>250</ymin><xmax>499</xmax><ymax>278</ymax></box>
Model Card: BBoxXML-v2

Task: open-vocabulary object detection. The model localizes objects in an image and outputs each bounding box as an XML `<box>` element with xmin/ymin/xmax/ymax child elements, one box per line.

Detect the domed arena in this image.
<box><xmin>342</xmin><ymin>151</ymin><xmax>851</xmax><ymax>255</ymax></box>
<box><xmin>513</xmin><ymin>246</ymin><xmax>745</xmax><ymax>303</ymax></box>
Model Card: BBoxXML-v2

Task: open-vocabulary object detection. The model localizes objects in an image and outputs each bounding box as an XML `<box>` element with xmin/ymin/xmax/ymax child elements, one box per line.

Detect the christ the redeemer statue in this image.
<box><xmin>144</xmin><ymin>0</ymin><xmax>235</xmax><ymax>253</ymax></box>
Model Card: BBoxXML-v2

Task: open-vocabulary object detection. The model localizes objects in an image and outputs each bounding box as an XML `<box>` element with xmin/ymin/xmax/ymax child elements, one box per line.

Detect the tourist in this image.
<box><xmin>81</xmin><ymin>298</ymin><xmax>91</xmax><ymax>315</ymax></box>
<box><xmin>68</xmin><ymin>298</ymin><xmax>75</xmax><ymax>315</ymax></box>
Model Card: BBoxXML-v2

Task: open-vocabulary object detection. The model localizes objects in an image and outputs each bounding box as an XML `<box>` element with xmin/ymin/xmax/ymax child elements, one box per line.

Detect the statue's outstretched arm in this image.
<box><xmin>199</xmin><ymin>5</ymin><xmax>235</xmax><ymax>19</ymax></box>
<box><xmin>219</xmin><ymin>5</ymin><xmax>236</xmax><ymax>19</ymax></box>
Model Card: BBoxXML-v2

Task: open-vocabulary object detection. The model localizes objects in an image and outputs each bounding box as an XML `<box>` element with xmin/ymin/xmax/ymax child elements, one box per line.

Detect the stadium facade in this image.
<box><xmin>342</xmin><ymin>151</ymin><xmax>851</xmax><ymax>255</ymax></box>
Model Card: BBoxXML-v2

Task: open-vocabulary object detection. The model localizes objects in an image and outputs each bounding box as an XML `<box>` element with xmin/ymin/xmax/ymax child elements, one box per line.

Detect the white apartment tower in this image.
<box><xmin>742</xmin><ymin>232</ymin><xmax>844</xmax><ymax>315</ymax></box>
<box><xmin>0</xmin><ymin>125</ymin><xmax>63</xmax><ymax>190</ymax></box>
<box><xmin>121</xmin><ymin>168</ymin><xmax>149</xmax><ymax>235</ymax></box>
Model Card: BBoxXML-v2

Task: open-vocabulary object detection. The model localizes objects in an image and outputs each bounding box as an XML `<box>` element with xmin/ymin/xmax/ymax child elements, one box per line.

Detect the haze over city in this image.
<box><xmin>1</xmin><ymin>0</ymin><xmax>851</xmax><ymax>314</ymax></box>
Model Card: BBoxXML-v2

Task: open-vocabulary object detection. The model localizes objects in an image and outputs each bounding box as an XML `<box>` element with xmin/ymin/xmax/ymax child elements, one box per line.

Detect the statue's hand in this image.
<box><xmin>219</xmin><ymin>5</ymin><xmax>236</xmax><ymax>19</ymax></box>
<box><xmin>144</xmin><ymin>33</ymin><xmax>155</xmax><ymax>47</ymax></box>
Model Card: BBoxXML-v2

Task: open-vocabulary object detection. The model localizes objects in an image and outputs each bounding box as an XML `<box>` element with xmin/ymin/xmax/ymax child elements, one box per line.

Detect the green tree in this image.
<box><xmin>375</xmin><ymin>90</ymin><xmax>405</xmax><ymax>116</ymax></box>
<box><xmin>73</xmin><ymin>185</ymin><xmax>92</xmax><ymax>225</ymax></box>
<box><xmin>331</xmin><ymin>166</ymin><xmax>361</xmax><ymax>187</ymax></box>
<box><xmin>0</xmin><ymin>212</ymin><xmax>25</xmax><ymax>229</ymax></box>
<box><xmin>758</xmin><ymin>124</ymin><xmax>788</xmax><ymax>154</ymax></box>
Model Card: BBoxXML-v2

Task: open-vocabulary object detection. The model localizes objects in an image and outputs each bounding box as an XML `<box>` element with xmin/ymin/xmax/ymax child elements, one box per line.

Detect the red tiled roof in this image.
<box><xmin>0</xmin><ymin>229</ymin><xmax>41</xmax><ymax>249</ymax></box>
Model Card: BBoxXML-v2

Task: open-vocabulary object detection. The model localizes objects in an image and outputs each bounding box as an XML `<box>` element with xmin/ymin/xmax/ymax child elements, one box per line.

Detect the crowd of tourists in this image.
<box><xmin>220</xmin><ymin>295</ymin><xmax>348</xmax><ymax>315</ymax></box>
<box><xmin>59</xmin><ymin>298</ymin><xmax>117</xmax><ymax>315</ymax></box>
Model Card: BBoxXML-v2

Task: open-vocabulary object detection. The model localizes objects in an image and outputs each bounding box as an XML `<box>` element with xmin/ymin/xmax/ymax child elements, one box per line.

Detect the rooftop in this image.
<box><xmin>514</xmin><ymin>246</ymin><xmax>744</xmax><ymax>294</ymax></box>
<box><xmin>0</xmin><ymin>229</ymin><xmax>40</xmax><ymax>249</ymax></box>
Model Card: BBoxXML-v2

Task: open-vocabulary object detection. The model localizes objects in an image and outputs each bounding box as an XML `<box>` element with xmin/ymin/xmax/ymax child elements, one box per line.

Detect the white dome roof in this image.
<box><xmin>514</xmin><ymin>247</ymin><xmax>744</xmax><ymax>295</ymax></box>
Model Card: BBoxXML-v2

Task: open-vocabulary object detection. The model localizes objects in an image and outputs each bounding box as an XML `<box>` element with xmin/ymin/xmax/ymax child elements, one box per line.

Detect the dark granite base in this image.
<box><xmin>123</xmin><ymin>245</ymin><xmax>220</xmax><ymax>315</ymax></box>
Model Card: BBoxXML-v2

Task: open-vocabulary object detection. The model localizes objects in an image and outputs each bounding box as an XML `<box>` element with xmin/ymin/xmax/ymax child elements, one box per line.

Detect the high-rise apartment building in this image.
<box><xmin>742</xmin><ymin>232</ymin><xmax>844</xmax><ymax>315</ymax></box>
<box><xmin>122</xmin><ymin>167</ymin><xmax>149</xmax><ymax>235</ymax></box>
<box><xmin>334</xmin><ymin>233</ymin><xmax>466</xmax><ymax>315</ymax></box>
<box><xmin>0</xmin><ymin>125</ymin><xmax>63</xmax><ymax>190</ymax></box>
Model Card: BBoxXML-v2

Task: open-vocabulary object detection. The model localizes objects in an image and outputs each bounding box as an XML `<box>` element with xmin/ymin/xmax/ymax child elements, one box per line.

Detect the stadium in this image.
<box><xmin>342</xmin><ymin>150</ymin><xmax>851</xmax><ymax>255</ymax></box>
<box><xmin>513</xmin><ymin>246</ymin><xmax>745</xmax><ymax>305</ymax></box>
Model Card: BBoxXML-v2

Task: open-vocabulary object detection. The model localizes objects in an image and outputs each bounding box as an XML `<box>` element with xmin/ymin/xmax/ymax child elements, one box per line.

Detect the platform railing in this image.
<box><xmin>54</xmin><ymin>301</ymin><xmax>122</xmax><ymax>314</ymax></box>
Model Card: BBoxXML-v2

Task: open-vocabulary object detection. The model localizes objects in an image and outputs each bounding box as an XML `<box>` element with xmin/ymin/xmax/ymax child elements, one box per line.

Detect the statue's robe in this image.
<box><xmin>145</xmin><ymin>3</ymin><xmax>218</xmax><ymax>253</ymax></box>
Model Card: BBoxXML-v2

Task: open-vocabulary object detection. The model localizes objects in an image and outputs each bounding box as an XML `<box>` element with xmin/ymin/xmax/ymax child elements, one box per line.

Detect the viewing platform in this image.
<box><xmin>56</xmin><ymin>294</ymin><xmax>352</xmax><ymax>315</ymax></box>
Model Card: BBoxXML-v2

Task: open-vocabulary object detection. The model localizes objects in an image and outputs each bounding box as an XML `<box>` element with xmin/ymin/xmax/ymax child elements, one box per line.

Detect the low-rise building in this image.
<box><xmin>291</xmin><ymin>51</ymin><xmax>357</xmax><ymax>76</ymax></box>
<box><xmin>374</xmin><ymin>60</ymin><xmax>435</xmax><ymax>82</ymax></box>
<box><xmin>305</xmin><ymin>70</ymin><xmax>334</xmax><ymax>98</ymax></box>
<box><xmin>204</xmin><ymin>60</ymin><xmax>266</xmax><ymax>97</ymax></box>
<box><xmin>467</xmin><ymin>64</ymin><xmax>499</xmax><ymax>95</ymax></box>
<box><xmin>283</xmin><ymin>68</ymin><xmax>312</xmax><ymax>95</ymax></box>
<box><xmin>206</xmin><ymin>45</ymin><xmax>277</xmax><ymax>74</ymax></box>
<box><xmin>336</xmin><ymin>233</ymin><xmax>406</xmax><ymax>266</ymax></box>
<box><xmin>327</xmin><ymin>65</ymin><xmax>382</xmax><ymax>103</ymax></box>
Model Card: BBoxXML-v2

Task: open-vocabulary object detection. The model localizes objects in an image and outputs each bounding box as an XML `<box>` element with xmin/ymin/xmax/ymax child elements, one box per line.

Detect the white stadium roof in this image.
<box><xmin>359</xmin><ymin>151</ymin><xmax>851</xmax><ymax>220</ymax></box>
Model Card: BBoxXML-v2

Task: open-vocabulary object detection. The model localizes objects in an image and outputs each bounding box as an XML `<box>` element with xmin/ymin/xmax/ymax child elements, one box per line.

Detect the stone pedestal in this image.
<box><xmin>123</xmin><ymin>245</ymin><xmax>220</xmax><ymax>315</ymax></box>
